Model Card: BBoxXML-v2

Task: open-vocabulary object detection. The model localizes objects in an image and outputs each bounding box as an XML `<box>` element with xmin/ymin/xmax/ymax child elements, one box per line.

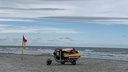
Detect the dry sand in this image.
<box><xmin>0</xmin><ymin>53</ymin><xmax>128</xmax><ymax>72</ymax></box>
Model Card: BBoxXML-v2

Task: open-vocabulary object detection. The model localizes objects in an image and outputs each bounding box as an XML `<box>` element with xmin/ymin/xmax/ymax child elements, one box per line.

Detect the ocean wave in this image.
<box><xmin>0</xmin><ymin>46</ymin><xmax>128</xmax><ymax>61</ymax></box>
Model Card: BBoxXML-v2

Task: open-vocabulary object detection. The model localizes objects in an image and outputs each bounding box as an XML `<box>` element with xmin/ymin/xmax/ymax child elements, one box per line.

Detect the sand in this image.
<box><xmin>0</xmin><ymin>53</ymin><xmax>128</xmax><ymax>72</ymax></box>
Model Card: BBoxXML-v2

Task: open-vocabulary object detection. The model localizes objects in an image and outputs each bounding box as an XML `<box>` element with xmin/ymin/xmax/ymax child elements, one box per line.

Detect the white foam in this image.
<box><xmin>0</xmin><ymin>47</ymin><xmax>54</xmax><ymax>55</ymax></box>
<box><xmin>1</xmin><ymin>47</ymin><xmax>128</xmax><ymax>61</ymax></box>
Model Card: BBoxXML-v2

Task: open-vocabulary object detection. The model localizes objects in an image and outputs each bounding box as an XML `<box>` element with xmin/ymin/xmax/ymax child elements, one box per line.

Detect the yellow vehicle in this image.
<box><xmin>47</xmin><ymin>48</ymin><xmax>80</xmax><ymax>65</ymax></box>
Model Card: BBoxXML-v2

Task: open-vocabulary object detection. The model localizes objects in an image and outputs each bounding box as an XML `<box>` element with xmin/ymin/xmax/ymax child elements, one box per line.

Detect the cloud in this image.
<box><xmin>31</xmin><ymin>38</ymin><xmax>42</xmax><ymax>44</ymax></box>
<box><xmin>39</xmin><ymin>27</ymin><xmax>79</xmax><ymax>34</ymax></box>
<box><xmin>45</xmin><ymin>16</ymin><xmax>128</xmax><ymax>20</ymax></box>
<box><xmin>0</xmin><ymin>38</ymin><xmax>8</xmax><ymax>42</ymax></box>
<box><xmin>44</xmin><ymin>16</ymin><xmax>128</xmax><ymax>24</ymax></box>
<box><xmin>0</xmin><ymin>0</ymin><xmax>128</xmax><ymax>24</ymax></box>
<box><xmin>0</xmin><ymin>28</ymin><xmax>35</xmax><ymax>33</ymax></box>
<box><xmin>0</xmin><ymin>38</ymin><xmax>22</xmax><ymax>45</ymax></box>
<box><xmin>0</xmin><ymin>24</ymin><xmax>11</xmax><ymax>27</ymax></box>
<box><xmin>40</xmin><ymin>0</ymin><xmax>83</xmax><ymax>1</ymax></box>
<box><xmin>0</xmin><ymin>25</ymin><xmax>80</xmax><ymax>33</ymax></box>
<box><xmin>0</xmin><ymin>7</ymin><xmax>64</xmax><ymax>11</ymax></box>
<box><xmin>65</xmin><ymin>37</ymin><xmax>75</xmax><ymax>41</ymax></box>
<box><xmin>48</xmin><ymin>37</ymin><xmax>76</xmax><ymax>42</ymax></box>
<box><xmin>0</xmin><ymin>0</ymin><xmax>75</xmax><ymax>18</ymax></box>
<box><xmin>0</xmin><ymin>18</ymin><xmax>34</xmax><ymax>22</ymax></box>
<box><xmin>59</xmin><ymin>37</ymin><xmax>75</xmax><ymax>41</ymax></box>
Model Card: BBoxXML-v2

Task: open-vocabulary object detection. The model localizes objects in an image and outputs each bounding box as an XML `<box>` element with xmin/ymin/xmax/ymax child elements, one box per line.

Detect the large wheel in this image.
<box><xmin>71</xmin><ymin>60</ymin><xmax>76</xmax><ymax>65</ymax></box>
<box><xmin>61</xmin><ymin>61</ymin><xmax>65</xmax><ymax>64</ymax></box>
<box><xmin>47</xmin><ymin>59</ymin><xmax>52</xmax><ymax>65</ymax></box>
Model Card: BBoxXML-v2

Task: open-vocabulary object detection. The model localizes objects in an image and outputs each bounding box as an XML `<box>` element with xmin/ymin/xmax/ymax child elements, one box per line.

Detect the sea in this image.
<box><xmin>0</xmin><ymin>46</ymin><xmax>128</xmax><ymax>61</ymax></box>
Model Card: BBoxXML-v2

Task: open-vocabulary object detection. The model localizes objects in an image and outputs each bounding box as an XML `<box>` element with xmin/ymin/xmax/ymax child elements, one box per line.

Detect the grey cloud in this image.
<box><xmin>43</xmin><ymin>16</ymin><xmax>128</xmax><ymax>23</ymax></box>
<box><xmin>30</xmin><ymin>38</ymin><xmax>43</xmax><ymax>44</ymax></box>
<box><xmin>65</xmin><ymin>37</ymin><xmax>71</xmax><ymax>39</ymax></box>
<box><xmin>40</xmin><ymin>0</ymin><xmax>84</xmax><ymax>1</ymax></box>
<box><xmin>65</xmin><ymin>37</ymin><xmax>75</xmax><ymax>41</ymax></box>
<box><xmin>1</xmin><ymin>0</ymin><xmax>128</xmax><ymax>24</ymax></box>
<box><xmin>44</xmin><ymin>16</ymin><xmax>128</xmax><ymax>20</ymax></box>
<box><xmin>48</xmin><ymin>39</ymin><xmax>59</xmax><ymax>42</ymax></box>
<box><xmin>122</xmin><ymin>35</ymin><xmax>127</xmax><ymax>38</ymax></box>
<box><xmin>0</xmin><ymin>39</ymin><xmax>8</xmax><ymax>42</ymax></box>
<box><xmin>0</xmin><ymin>38</ymin><xmax>20</xmax><ymax>43</ymax></box>
<box><xmin>12</xmin><ymin>38</ymin><xmax>20</xmax><ymax>42</ymax></box>
<box><xmin>48</xmin><ymin>37</ymin><xmax>75</xmax><ymax>42</ymax></box>
<box><xmin>0</xmin><ymin>7</ymin><xmax>64</xmax><ymax>11</ymax></box>
<box><xmin>0</xmin><ymin>13</ymin><xmax>8</xmax><ymax>14</ymax></box>
<box><xmin>12</xmin><ymin>39</ymin><xmax>18</xmax><ymax>41</ymax></box>
<box><xmin>32</xmin><ymin>38</ymin><xmax>42</xmax><ymax>42</ymax></box>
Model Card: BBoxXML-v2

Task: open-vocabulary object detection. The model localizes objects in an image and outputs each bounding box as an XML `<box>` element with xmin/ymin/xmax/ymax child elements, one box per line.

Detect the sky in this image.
<box><xmin>0</xmin><ymin>0</ymin><xmax>128</xmax><ymax>47</ymax></box>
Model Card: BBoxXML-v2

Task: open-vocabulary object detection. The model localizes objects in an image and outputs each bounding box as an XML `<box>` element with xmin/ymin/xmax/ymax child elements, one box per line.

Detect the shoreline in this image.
<box><xmin>0</xmin><ymin>53</ymin><xmax>128</xmax><ymax>72</ymax></box>
<box><xmin>1</xmin><ymin>53</ymin><xmax>128</xmax><ymax>62</ymax></box>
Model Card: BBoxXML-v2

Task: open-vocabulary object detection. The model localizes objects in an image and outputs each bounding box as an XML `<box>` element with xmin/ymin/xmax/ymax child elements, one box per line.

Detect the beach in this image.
<box><xmin>0</xmin><ymin>53</ymin><xmax>127</xmax><ymax>72</ymax></box>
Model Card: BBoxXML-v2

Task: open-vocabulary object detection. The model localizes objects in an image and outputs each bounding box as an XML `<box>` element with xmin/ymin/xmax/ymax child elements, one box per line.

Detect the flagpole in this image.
<box><xmin>21</xmin><ymin>38</ymin><xmax>24</xmax><ymax>60</ymax></box>
<box><xmin>21</xmin><ymin>48</ymin><xmax>24</xmax><ymax>60</ymax></box>
<box><xmin>21</xmin><ymin>35</ymin><xmax>27</xmax><ymax>60</ymax></box>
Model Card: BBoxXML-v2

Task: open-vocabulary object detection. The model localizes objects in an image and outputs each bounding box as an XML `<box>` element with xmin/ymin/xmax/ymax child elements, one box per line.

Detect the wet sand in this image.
<box><xmin>0</xmin><ymin>53</ymin><xmax>128</xmax><ymax>72</ymax></box>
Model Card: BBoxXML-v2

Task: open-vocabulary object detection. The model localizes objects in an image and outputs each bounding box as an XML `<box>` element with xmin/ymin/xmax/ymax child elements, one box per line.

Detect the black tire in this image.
<box><xmin>47</xmin><ymin>59</ymin><xmax>52</xmax><ymax>65</ymax></box>
<box><xmin>71</xmin><ymin>60</ymin><xmax>76</xmax><ymax>65</ymax></box>
<box><xmin>61</xmin><ymin>61</ymin><xmax>65</xmax><ymax>64</ymax></box>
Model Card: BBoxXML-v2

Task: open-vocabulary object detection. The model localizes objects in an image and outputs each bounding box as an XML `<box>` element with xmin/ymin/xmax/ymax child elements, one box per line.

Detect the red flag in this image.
<box><xmin>22</xmin><ymin>36</ymin><xmax>27</xmax><ymax>46</ymax></box>
<box><xmin>22</xmin><ymin>36</ymin><xmax>27</xmax><ymax>60</ymax></box>
<box><xmin>23</xmin><ymin>36</ymin><xmax>27</xmax><ymax>43</ymax></box>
